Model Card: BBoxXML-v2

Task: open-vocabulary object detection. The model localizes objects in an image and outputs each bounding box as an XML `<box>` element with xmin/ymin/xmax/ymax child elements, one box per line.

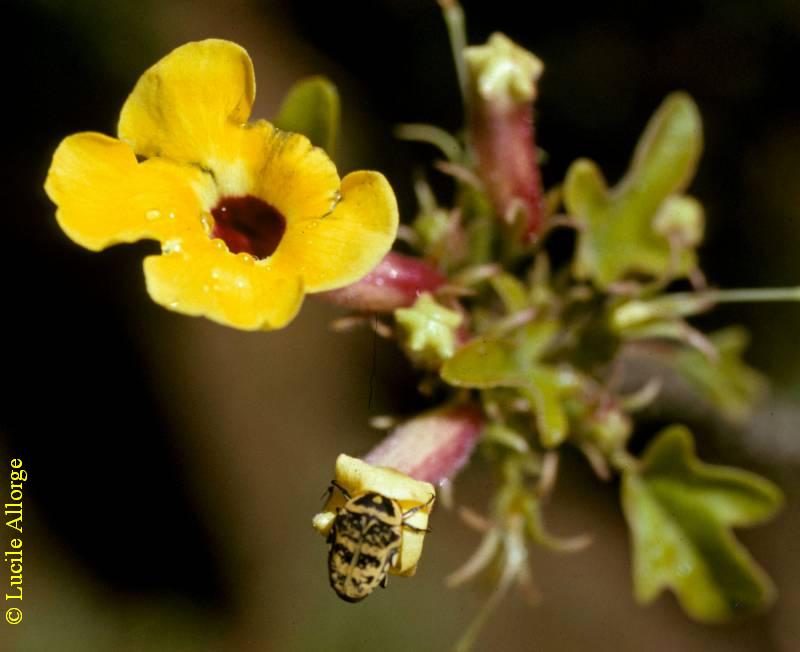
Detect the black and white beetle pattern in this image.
<box><xmin>326</xmin><ymin>480</ymin><xmax>434</xmax><ymax>602</ymax></box>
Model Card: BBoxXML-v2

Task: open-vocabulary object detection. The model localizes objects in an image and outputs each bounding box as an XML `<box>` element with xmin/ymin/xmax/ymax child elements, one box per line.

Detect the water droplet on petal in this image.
<box><xmin>168</xmin><ymin>211</ymin><xmax>177</xmax><ymax>220</ymax></box>
<box><xmin>169</xmin><ymin>301</ymin><xmax>179</xmax><ymax>309</ymax></box>
<box><xmin>238</xmin><ymin>253</ymin><xmax>254</xmax><ymax>265</ymax></box>
<box><xmin>163</xmin><ymin>239</ymin><xmax>182</xmax><ymax>254</ymax></box>
<box><xmin>211</xmin><ymin>268</ymin><xmax>222</xmax><ymax>280</ymax></box>
<box><xmin>213</xmin><ymin>239</ymin><xmax>226</xmax><ymax>251</ymax></box>
<box><xmin>145</xmin><ymin>209</ymin><xmax>161</xmax><ymax>221</ymax></box>
<box><xmin>235</xmin><ymin>277</ymin><xmax>249</xmax><ymax>289</ymax></box>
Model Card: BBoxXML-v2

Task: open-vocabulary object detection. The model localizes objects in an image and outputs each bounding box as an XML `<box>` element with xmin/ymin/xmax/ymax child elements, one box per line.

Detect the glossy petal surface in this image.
<box><xmin>144</xmin><ymin>233</ymin><xmax>304</xmax><ymax>330</ymax></box>
<box><xmin>119</xmin><ymin>39</ymin><xmax>255</xmax><ymax>164</ymax></box>
<box><xmin>268</xmin><ymin>171</ymin><xmax>398</xmax><ymax>292</ymax></box>
<box><xmin>45</xmin><ymin>132</ymin><xmax>208</xmax><ymax>251</ymax></box>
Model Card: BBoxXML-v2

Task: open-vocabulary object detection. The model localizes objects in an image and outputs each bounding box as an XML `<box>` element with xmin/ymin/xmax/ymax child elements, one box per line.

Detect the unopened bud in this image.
<box><xmin>319</xmin><ymin>252</ymin><xmax>446</xmax><ymax>312</ymax></box>
<box><xmin>465</xmin><ymin>33</ymin><xmax>545</xmax><ymax>240</ymax></box>
<box><xmin>364</xmin><ymin>404</ymin><xmax>484</xmax><ymax>486</ymax></box>
<box><xmin>653</xmin><ymin>195</ymin><xmax>704</xmax><ymax>249</ymax></box>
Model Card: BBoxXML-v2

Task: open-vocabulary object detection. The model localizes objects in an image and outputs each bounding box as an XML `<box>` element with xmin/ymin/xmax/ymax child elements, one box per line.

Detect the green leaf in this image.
<box><xmin>622</xmin><ymin>425</ymin><xmax>783</xmax><ymax>622</ymax></box>
<box><xmin>274</xmin><ymin>76</ymin><xmax>340</xmax><ymax>154</ymax></box>
<box><xmin>565</xmin><ymin>93</ymin><xmax>703</xmax><ymax>288</ymax></box>
<box><xmin>490</xmin><ymin>273</ymin><xmax>529</xmax><ymax>313</ymax></box>
<box><xmin>518</xmin><ymin>368</ymin><xmax>568</xmax><ymax>448</ymax></box>
<box><xmin>461</xmin><ymin>187</ymin><xmax>495</xmax><ymax>266</ymax></box>
<box><xmin>441</xmin><ymin>338</ymin><xmax>528</xmax><ymax>387</ymax></box>
<box><xmin>672</xmin><ymin>327</ymin><xmax>767</xmax><ymax>422</ymax></box>
<box><xmin>514</xmin><ymin>321</ymin><xmax>558</xmax><ymax>366</ymax></box>
<box><xmin>442</xmin><ymin>327</ymin><xmax>569</xmax><ymax>448</ymax></box>
<box><xmin>442</xmin><ymin>321</ymin><xmax>559</xmax><ymax>388</ymax></box>
<box><xmin>611</xmin><ymin>294</ymin><xmax>713</xmax><ymax>331</ymax></box>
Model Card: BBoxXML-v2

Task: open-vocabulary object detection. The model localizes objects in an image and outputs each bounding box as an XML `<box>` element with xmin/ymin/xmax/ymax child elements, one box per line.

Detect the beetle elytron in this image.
<box><xmin>326</xmin><ymin>480</ymin><xmax>434</xmax><ymax>602</ymax></box>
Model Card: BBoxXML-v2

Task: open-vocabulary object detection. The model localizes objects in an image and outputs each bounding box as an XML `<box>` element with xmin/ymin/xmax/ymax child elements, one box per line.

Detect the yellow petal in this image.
<box><xmin>143</xmin><ymin>233</ymin><xmax>304</xmax><ymax>330</ymax></box>
<box><xmin>205</xmin><ymin>121</ymin><xmax>341</xmax><ymax>223</ymax></box>
<box><xmin>312</xmin><ymin>454</ymin><xmax>435</xmax><ymax>576</ymax></box>
<box><xmin>268</xmin><ymin>171</ymin><xmax>399</xmax><ymax>292</ymax></box>
<box><xmin>118</xmin><ymin>39</ymin><xmax>255</xmax><ymax>164</ymax></box>
<box><xmin>252</xmin><ymin>126</ymin><xmax>341</xmax><ymax>223</ymax></box>
<box><xmin>44</xmin><ymin>132</ymin><xmax>209</xmax><ymax>251</ymax></box>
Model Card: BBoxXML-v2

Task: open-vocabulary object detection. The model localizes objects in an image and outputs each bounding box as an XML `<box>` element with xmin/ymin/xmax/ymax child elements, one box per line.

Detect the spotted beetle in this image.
<box><xmin>326</xmin><ymin>480</ymin><xmax>433</xmax><ymax>602</ymax></box>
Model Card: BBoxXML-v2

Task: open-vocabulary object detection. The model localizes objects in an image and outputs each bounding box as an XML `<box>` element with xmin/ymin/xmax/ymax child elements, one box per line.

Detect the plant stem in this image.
<box><xmin>438</xmin><ymin>0</ymin><xmax>469</xmax><ymax>113</ymax></box>
<box><xmin>395</xmin><ymin>123</ymin><xmax>463</xmax><ymax>161</ymax></box>
<box><xmin>672</xmin><ymin>287</ymin><xmax>800</xmax><ymax>305</ymax></box>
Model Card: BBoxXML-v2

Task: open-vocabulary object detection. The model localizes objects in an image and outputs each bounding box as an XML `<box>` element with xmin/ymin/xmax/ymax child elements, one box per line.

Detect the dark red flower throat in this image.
<box><xmin>211</xmin><ymin>195</ymin><xmax>286</xmax><ymax>259</ymax></box>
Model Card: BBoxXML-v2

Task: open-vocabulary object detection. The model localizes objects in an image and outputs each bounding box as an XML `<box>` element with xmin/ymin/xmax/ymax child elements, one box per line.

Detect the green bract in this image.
<box><xmin>622</xmin><ymin>426</ymin><xmax>783</xmax><ymax>622</ymax></box>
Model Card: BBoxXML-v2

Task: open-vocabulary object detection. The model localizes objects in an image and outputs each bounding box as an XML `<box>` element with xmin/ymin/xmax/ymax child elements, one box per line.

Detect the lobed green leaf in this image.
<box><xmin>622</xmin><ymin>425</ymin><xmax>783</xmax><ymax>622</ymax></box>
<box><xmin>441</xmin><ymin>338</ymin><xmax>528</xmax><ymax>388</ymax></box>
<box><xmin>565</xmin><ymin>93</ymin><xmax>703</xmax><ymax>288</ymax></box>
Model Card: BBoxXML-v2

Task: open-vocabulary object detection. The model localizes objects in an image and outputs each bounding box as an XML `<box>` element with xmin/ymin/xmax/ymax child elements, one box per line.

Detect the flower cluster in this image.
<box><xmin>308</xmin><ymin>3</ymin><xmax>789</xmax><ymax>646</ymax></box>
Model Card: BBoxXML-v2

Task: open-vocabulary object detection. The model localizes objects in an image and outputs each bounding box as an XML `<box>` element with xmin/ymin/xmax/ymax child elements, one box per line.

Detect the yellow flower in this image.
<box><xmin>44</xmin><ymin>40</ymin><xmax>398</xmax><ymax>330</ymax></box>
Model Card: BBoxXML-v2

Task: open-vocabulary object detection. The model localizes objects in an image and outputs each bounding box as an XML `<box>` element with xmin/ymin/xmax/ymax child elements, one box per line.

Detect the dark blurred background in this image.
<box><xmin>2</xmin><ymin>1</ymin><xmax>799</xmax><ymax>650</ymax></box>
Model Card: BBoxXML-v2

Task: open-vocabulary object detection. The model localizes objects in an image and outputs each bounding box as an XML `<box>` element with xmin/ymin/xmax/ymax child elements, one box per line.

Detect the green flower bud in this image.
<box><xmin>395</xmin><ymin>293</ymin><xmax>463</xmax><ymax>367</ymax></box>
<box><xmin>653</xmin><ymin>195</ymin><xmax>705</xmax><ymax>249</ymax></box>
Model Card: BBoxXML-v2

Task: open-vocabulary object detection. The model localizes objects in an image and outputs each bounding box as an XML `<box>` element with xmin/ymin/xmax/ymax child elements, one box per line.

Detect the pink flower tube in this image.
<box><xmin>472</xmin><ymin>101</ymin><xmax>544</xmax><ymax>240</ymax></box>
<box><xmin>365</xmin><ymin>404</ymin><xmax>484</xmax><ymax>485</ymax></box>
<box><xmin>320</xmin><ymin>251</ymin><xmax>446</xmax><ymax>312</ymax></box>
<box><xmin>465</xmin><ymin>33</ymin><xmax>546</xmax><ymax>241</ymax></box>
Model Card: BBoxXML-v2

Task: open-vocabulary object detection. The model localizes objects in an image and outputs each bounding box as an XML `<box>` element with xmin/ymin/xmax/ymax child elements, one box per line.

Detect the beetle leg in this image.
<box><xmin>322</xmin><ymin>480</ymin><xmax>351</xmax><ymax>503</ymax></box>
<box><xmin>386</xmin><ymin>550</ymin><xmax>400</xmax><ymax>576</ymax></box>
<box><xmin>331</xmin><ymin>479</ymin><xmax>351</xmax><ymax>500</ymax></box>
<box><xmin>402</xmin><ymin>523</ymin><xmax>432</xmax><ymax>534</ymax></box>
<box><xmin>402</xmin><ymin>493</ymin><xmax>435</xmax><ymax>519</ymax></box>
